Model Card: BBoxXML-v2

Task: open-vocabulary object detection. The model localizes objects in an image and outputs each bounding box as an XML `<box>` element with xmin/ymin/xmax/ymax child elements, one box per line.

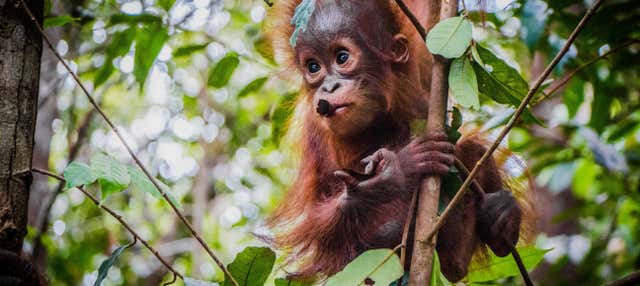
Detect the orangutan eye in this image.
<box><xmin>307</xmin><ymin>61</ymin><xmax>321</xmax><ymax>73</ymax></box>
<box><xmin>336</xmin><ymin>51</ymin><xmax>350</xmax><ymax>64</ymax></box>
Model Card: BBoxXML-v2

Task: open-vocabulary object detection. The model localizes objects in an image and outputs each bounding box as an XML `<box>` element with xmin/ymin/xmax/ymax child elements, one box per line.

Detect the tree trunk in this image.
<box><xmin>0</xmin><ymin>0</ymin><xmax>43</xmax><ymax>254</ymax></box>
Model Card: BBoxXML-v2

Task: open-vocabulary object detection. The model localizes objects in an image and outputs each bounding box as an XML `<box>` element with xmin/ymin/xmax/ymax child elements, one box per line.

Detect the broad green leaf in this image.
<box><xmin>208</xmin><ymin>53</ymin><xmax>240</xmax><ymax>88</ymax></box>
<box><xmin>289</xmin><ymin>0</ymin><xmax>316</xmax><ymax>47</ymax></box>
<box><xmin>430</xmin><ymin>252</ymin><xmax>452</xmax><ymax>286</ymax></box>
<box><xmin>474</xmin><ymin>45</ymin><xmax>529</xmax><ymax>100</ymax></box>
<box><xmin>94</xmin><ymin>244</ymin><xmax>128</xmax><ymax>286</ymax></box>
<box><xmin>184</xmin><ymin>277</ymin><xmax>218</xmax><ymax>286</ymax></box>
<box><xmin>426</xmin><ymin>17</ymin><xmax>473</xmax><ymax>58</ymax></box>
<box><xmin>274</xmin><ymin>278</ymin><xmax>312</xmax><ymax>286</ymax></box>
<box><xmin>449</xmin><ymin>56</ymin><xmax>480</xmax><ymax>109</ymax></box>
<box><xmin>224</xmin><ymin>247</ymin><xmax>275</xmax><ymax>286</ymax></box>
<box><xmin>126</xmin><ymin>166</ymin><xmax>181</xmax><ymax>207</ymax></box>
<box><xmin>127</xmin><ymin>166</ymin><xmax>162</xmax><ymax>199</ymax></box>
<box><xmin>271</xmin><ymin>92</ymin><xmax>298</xmax><ymax>146</ymax></box>
<box><xmin>238</xmin><ymin>77</ymin><xmax>268</xmax><ymax>98</ymax></box>
<box><xmin>173</xmin><ymin>43</ymin><xmax>209</xmax><ymax>58</ymax></box>
<box><xmin>472</xmin><ymin>62</ymin><xmax>541</xmax><ymax>125</ymax></box>
<box><xmin>472</xmin><ymin>61</ymin><xmax>521</xmax><ymax>105</ymax></box>
<box><xmin>63</xmin><ymin>162</ymin><xmax>97</xmax><ymax>189</ymax></box>
<box><xmin>134</xmin><ymin>23</ymin><xmax>169</xmax><ymax>88</ymax></box>
<box><xmin>44</xmin><ymin>15</ymin><xmax>79</xmax><ymax>28</ymax></box>
<box><xmin>326</xmin><ymin>249</ymin><xmax>404</xmax><ymax>286</ymax></box>
<box><xmin>95</xmin><ymin>28</ymin><xmax>136</xmax><ymax>88</ymax></box>
<box><xmin>466</xmin><ymin>246</ymin><xmax>550</xmax><ymax>283</ymax></box>
<box><xmin>91</xmin><ymin>154</ymin><xmax>130</xmax><ymax>200</ymax></box>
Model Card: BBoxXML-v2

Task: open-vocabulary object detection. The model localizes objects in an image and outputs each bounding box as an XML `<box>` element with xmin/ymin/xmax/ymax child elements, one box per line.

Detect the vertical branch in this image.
<box><xmin>409</xmin><ymin>0</ymin><xmax>458</xmax><ymax>285</ymax></box>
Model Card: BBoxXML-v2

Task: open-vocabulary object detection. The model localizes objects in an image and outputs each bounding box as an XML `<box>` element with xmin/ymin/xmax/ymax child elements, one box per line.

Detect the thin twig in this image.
<box><xmin>534</xmin><ymin>39</ymin><xmax>638</xmax><ymax>105</ymax></box>
<box><xmin>31</xmin><ymin>168</ymin><xmax>184</xmax><ymax>282</ymax></box>
<box><xmin>394</xmin><ymin>0</ymin><xmax>427</xmax><ymax>41</ymax></box>
<box><xmin>425</xmin><ymin>0</ymin><xmax>604</xmax><ymax>243</ymax></box>
<box><xmin>33</xmin><ymin>97</ymin><xmax>101</xmax><ymax>261</ymax></box>
<box><xmin>400</xmin><ymin>190</ymin><xmax>417</xmax><ymax>266</ymax></box>
<box><xmin>162</xmin><ymin>273</ymin><xmax>178</xmax><ymax>286</ymax></box>
<box><xmin>18</xmin><ymin>2</ymin><xmax>238</xmax><ymax>285</ymax></box>
<box><xmin>606</xmin><ymin>270</ymin><xmax>640</xmax><ymax>286</ymax></box>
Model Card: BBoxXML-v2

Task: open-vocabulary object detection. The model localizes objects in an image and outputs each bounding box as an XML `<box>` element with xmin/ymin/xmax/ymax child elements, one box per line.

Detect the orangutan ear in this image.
<box><xmin>391</xmin><ymin>34</ymin><xmax>410</xmax><ymax>64</ymax></box>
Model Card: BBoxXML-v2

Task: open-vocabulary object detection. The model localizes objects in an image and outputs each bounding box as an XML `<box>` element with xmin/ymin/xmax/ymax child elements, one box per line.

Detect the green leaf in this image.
<box><xmin>474</xmin><ymin>45</ymin><xmax>530</xmax><ymax>100</ymax></box>
<box><xmin>208</xmin><ymin>53</ymin><xmax>240</xmax><ymax>88</ymax></box>
<box><xmin>472</xmin><ymin>61</ymin><xmax>521</xmax><ymax>105</ymax></box>
<box><xmin>134</xmin><ymin>23</ymin><xmax>169</xmax><ymax>88</ymax></box>
<box><xmin>325</xmin><ymin>249</ymin><xmax>404</xmax><ymax>286</ymax></box>
<box><xmin>44</xmin><ymin>15</ymin><xmax>79</xmax><ymax>28</ymax></box>
<box><xmin>95</xmin><ymin>28</ymin><xmax>137</xmax><ymax>88</ymax></box>
<box><xmin>63</xmin><ymin>162</ymin><xmax>97</xmax><ymax>189</ymax></box>
<box><xmin>289</xmin><ymin>0</ymin><xmax>316</xmax><ymax>47</ymax></box>
<box><xmin>91</xmin><ymin>154</ymin><xmax>130</xmax><ymax>200</ymax></box>
<box><xmin>449</xmin><ymin>56</ymin><xmax>480</xmax><ymax>109</ymax></box>
<box><xmin>127</xmin><ymin>166</ymin><xmax>162</xmax><ymax>199</ymax></box>
<box><xmin>426</xmin><ymin>16</ymin><xmax>473</xmax><ymax>58</ymax></box>
<box><xmin>126</xmin><ymin>166</ymin><xmax>181</xmax><ymax>207</ymax></box>
<box><xmin>472</xmin><ymin>62</ymin><xmax>541</xmax><ymax>125</ymax></box>
<box><xmin>224</xmin><ymin>246</ymin><xmax>276</xmax><ymax>286</ymax></box>
<box><xmin>94</xmin><ymin>244</ymin><xmax>128</xmax><ymax>286</ymax></box>
<box><xmin>274</xmin><ymin>278</ymin><xmax>312</xmax><ymax>286</ymax></box>
<box><xmin>430</xmin><ymin>252</ymin><xmax>452</xmax><ymax>286</ymax></box>
<box><xmin>184</xmin><ymin>277</ymin><xmax>218</xmax><ymax>286</ymax></box>
<box><xmin>446</xmin><ymin>107</ymin><xmax>463</xmax><ymax>143</ymax></box>
<box><xmin>466</xmin><ymin>246</ymin><xmax>550</xmax><ymax>283</ymax></box>
<box><xmin>271</xmin><ymin>92</ymin><xmax>298</xmax><ymax>146</ymax></box>
<box><xmin>173</xmin><ymin>43</ymin><xmax>209</xmax><ymax>58</ymax></box>
<box><xmin>238</xmin><ymin>77</ymin><xmax>268</xmax><ymax>98</ymax></box>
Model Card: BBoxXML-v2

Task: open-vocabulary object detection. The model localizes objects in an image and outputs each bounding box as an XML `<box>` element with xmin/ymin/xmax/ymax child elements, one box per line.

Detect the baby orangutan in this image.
<box><xmin>268</xmin><ymin>0</ymin><xmax>524</xmax><ymax>282</ymax></box>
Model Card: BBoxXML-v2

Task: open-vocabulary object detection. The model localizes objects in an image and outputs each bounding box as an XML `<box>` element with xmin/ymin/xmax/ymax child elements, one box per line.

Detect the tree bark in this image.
<box><xmin>0</xmin><ymin>0</ymin><xmax>43</xmax><ymax>254</ymax></box>
<box><xmin>408</xmin><ymin>1</ymin><xmax>457</xmax><ymax>285</ymax></box>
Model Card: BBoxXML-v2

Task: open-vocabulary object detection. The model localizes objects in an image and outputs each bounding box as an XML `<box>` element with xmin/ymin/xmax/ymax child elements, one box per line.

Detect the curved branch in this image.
<box><xmin>425</xmin><ymin>0</ymin><xmax>604</xmax><ymax>243</ymax></box>
<box><xmin>18</xmin><ymin>2</ymin><xmax>238</xmax><ymax>285</ymax></box>
<box><xmin>31</xmin><ymin>168</ymin><xmax>183</xmax><ymax>283</ymax></box>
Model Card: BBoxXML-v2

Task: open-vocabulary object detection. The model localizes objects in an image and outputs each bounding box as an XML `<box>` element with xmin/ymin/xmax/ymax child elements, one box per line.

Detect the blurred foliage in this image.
<box><xmin>29</xmin><ymin>0</ymin><xmax>639</xmax><ymax>285</ymax></box>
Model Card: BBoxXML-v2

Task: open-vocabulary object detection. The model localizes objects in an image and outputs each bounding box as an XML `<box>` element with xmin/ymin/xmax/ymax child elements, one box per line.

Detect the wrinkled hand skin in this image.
<box><xmin>396</xmin><ymin>132</ymin><xmax>455</xmax><ymax>178</ymax></box>
<box><xmin>334</xmin><ymin>132</ymin><xmax>455</xmax><ymax>196</ymax></box>
<box><xmin>477</xmin><ymin>190</ymin><xmax>522</xmax><ymax>256</ymax></box>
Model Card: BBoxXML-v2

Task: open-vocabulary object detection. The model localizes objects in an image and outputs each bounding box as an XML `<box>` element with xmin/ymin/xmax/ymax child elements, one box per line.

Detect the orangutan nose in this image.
<box><xmin>316</xmin><ymin>99</ymin><xmax>333</xmax><ymax>117</ymax></box>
